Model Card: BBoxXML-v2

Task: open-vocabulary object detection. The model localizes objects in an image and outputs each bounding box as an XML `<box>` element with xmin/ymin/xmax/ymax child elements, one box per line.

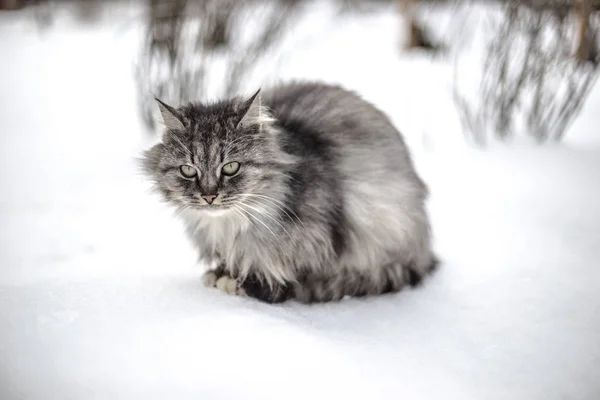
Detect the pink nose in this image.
<box><xmin>201</xmin><ymin>194</ymin><xmax>217</xmax><ymax>204</ymax></box>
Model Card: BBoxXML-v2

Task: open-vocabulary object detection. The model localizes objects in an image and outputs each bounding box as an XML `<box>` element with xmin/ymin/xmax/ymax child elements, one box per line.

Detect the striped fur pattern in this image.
<box><xmin>141</xmin><ymin>82</ymin><xmax>437</xmax><ymax>303</ymax></box>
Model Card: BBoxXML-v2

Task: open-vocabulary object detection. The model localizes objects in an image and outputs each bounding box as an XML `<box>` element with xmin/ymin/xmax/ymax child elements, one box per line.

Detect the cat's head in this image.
<box><xmin>141</xmin><ymin>90</ymin><xmax>295</xmax><ymax>217</ymax></box>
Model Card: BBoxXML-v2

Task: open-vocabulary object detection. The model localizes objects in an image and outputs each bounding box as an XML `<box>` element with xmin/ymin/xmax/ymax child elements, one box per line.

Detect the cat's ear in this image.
<box><xmin>237</xmin><ymin>89</ymin><xmax>273</xmax><ymax>130</ymax></box>
<box><xmin>155</xmin><ymin>98</ymin><xmax>185</xmax><ymax>131</ymax></box>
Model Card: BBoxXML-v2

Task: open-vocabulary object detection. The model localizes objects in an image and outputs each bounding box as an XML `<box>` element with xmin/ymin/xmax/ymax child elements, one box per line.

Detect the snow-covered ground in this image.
<box><xmin>1</xmin><ymin>3</ymin><xmax>599</xmax><ymax>399</ymax></box>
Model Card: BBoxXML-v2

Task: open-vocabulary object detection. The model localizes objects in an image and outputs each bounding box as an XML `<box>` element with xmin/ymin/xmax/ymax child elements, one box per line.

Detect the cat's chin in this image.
<box><xmin>197</xmin><ymin>207</ymin><xmax>233</xmax><ymax>218</ymax></box>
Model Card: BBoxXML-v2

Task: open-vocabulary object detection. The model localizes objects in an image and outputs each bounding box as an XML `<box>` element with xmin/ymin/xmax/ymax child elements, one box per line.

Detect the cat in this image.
<box><xmin>141</xmin><ymin>81</ymin><xmax>438</xmax><ymax>303</ymax></box>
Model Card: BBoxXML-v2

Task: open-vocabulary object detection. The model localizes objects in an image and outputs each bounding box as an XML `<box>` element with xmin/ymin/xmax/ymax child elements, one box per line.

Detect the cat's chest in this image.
<box><xmin>185</xmin><ymin>212</ymin><xmax>253</xmax><ymax>254</ymax></box>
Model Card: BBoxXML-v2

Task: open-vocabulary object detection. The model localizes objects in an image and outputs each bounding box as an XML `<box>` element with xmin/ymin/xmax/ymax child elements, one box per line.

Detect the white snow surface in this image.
<box><xmin>1</xmin><ymin>4</ymin><xmax>600</xmax><ymax>400</ymax></box>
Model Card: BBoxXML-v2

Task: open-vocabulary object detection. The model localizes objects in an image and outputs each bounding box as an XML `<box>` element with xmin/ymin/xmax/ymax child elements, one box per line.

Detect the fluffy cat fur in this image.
<box><xmin>141</xmin><ymin>82</ymin><xmax>437</xmax><ymax>303</ymax></box>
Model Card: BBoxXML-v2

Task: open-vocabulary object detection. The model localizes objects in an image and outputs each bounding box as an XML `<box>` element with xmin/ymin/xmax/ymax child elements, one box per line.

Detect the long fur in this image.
<box><xmin>141</xmin><ymin>81</ymin><xmax>437</xmax><ymax>303</ymax></box>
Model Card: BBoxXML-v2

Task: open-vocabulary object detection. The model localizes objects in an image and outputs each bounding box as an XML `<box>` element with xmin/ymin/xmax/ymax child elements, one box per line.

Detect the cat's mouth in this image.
<box><xmin>178</xmin><ymin>197</ymin><xmax>241</xmax><ymax>215</ymax></box>
<box><xmin>190</xmin><ymin>202</ymin><xmax>229</xmax><ymax>210</ymax></box>
<box><xmin>185</xmin><ymin>201</ymin><xmax>235</xmax><ymax>214</ymax></box>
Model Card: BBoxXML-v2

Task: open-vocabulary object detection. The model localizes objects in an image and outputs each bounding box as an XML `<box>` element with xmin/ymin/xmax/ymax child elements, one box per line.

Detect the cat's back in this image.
<box><xmin>263</xmin><ymin>82</ymin><xmax>396</xmax><ymax>141</ymax></box>
<box><xmin>262</xmin><ymin>82</ymin><xmax>421</xmax><ymax>187</ymax></box>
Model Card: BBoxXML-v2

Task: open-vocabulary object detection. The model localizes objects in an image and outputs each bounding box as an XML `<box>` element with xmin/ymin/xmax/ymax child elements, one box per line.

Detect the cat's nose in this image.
<box><xmin>201</xmin><ymin>194</ymin><xmax>218</xmax><ymax>204</ymax></box>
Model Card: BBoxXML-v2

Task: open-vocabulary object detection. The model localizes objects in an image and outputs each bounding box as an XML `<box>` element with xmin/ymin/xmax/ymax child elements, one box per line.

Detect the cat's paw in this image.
<box><xmin>215</xmin><ymin>275</ymin><xmax>238</xmax><ymax>295</ymax></box>
<box><xmin>202</xmin><ymin>267</ymin><xmax>246</xmax><ymax>297</ymax></box>
<box><xmin>202</xmin><ymin>270</ymin><xmax>219</xmax><ymax>288</ymax></box>
<box><xmin>215</xmin><ymin>276</ymin><xmax>247</xmax><ymax>296</ymax></box>
<box><xmin>203</xmin><ymin>270</ymin><xmax>246</xmax><ymax>296</ymax></box>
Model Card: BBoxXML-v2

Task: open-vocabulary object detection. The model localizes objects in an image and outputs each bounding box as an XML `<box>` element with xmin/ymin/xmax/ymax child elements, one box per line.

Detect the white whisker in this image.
<box><xmin>232</xmin><ymin>205</ymin><xmax>253</xmax><ymax>228</ymax></box>
<box><xmin>240</xmin><ymin>198</ymin><xmax>300</xmax><ymax>239</ymax></box>
<box><xmin>239</xmin><ymin>200</ymin><xmax>294</xmax><ymax>241</ymax></box>
<box><xmin>236</xmin><ymin>203</ymin><xmax>280</xmax><ymax>243</ymax></box>
<box><xmin>238</xmin><ymin>193</ymin><xmax>306</xmax><ymax>229</ymax></box>
<box><xmin>173</xmin><ymin>204</ymin><xmax>191</xmax><ymax>218</ymax></box>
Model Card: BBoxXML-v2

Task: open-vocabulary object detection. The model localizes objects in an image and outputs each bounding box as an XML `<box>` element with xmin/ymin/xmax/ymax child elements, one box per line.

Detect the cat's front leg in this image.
<box><xmin>202</xmin><ymin>262</ymin><xmax>246</xmax><ymax>296</ymax></box>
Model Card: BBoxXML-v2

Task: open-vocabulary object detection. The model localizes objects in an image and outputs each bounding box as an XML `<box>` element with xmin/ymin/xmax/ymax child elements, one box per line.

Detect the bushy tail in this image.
<box><xmin>292</xmin><ymin>257</ymin><xmax>438</xmax><ymax>304</ymax></box>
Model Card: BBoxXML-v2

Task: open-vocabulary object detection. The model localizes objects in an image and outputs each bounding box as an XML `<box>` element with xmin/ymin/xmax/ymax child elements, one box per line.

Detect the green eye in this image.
<box><xmin>179</xmin><ymin>165</ymin><xmax>197</xmax><ymax>178</ymax></box>
<box><xmin>222</xmin><ymin>162</ymin><xmax>240</xmax><ymax>176</ymax></box>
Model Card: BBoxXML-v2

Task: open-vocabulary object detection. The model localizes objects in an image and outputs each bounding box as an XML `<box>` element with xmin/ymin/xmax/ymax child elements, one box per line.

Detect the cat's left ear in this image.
<box><xmin>237</xmin><ymin>89</ymin><xmax>273</xmax><ymax>130</ymax></box>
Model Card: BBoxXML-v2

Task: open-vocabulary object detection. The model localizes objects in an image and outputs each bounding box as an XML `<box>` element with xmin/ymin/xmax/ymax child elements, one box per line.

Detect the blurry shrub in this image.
<box><xmin>135</xmin><ymin>0</ymin><xmax>398</xmax><ymax>130</ymax></box>
<box><xmin>453</xmin><ymin>1</ymin><xmax>600</xmax><ymax>144</ymax></box>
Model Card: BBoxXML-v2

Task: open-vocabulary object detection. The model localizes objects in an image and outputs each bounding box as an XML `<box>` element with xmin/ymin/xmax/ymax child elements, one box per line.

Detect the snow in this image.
<box><xmin>1</xmin><ymin>3</ymin><xmax>600</xmax><ymax>399</ymax></box>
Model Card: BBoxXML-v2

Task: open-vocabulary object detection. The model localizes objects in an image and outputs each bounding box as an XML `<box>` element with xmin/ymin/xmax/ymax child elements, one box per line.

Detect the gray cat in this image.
<box><xmin>141</xmin><ymin>82</ymin><xmax>437</xmax><ymax>303</ymax></box>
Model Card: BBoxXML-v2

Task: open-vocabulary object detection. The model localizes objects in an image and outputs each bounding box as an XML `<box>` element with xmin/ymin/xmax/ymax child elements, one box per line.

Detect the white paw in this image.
<box><xmin>216</xmin><ymin>276</ymin><xmax>239</xmax><ymax>295</ymax></box>
<box><xmin>202</xmin><ymin>271</ymin><xmax>218</xmax><ymax>287</ymax></box>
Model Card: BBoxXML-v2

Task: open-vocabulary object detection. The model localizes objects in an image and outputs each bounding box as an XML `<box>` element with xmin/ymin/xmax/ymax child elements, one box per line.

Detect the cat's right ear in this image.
<box><xmin>155</xmin><ymin>98</ymin><xmax>185</xmax><ymax>131</ymax></box>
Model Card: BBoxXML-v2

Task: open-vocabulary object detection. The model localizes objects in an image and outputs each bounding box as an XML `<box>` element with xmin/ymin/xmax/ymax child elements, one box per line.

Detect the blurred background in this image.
<box><xmin>1</xmin><ymin>1</ymin><xmax>600</xmax><ymax>399</ymax></box>
<box><xmin>3</xmin><ymin>0</ymin><xmax>600</xmax><ymax>143</ymax></box>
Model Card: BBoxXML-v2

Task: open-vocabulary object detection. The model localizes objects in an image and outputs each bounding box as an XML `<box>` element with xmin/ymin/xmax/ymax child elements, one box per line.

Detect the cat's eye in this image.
<box><xmin>222</xmin><ymin>162</ymin><xmax>240</xmax><ymax>176</ymax></box>
<box><xmin>179</xmin><ymin>165</ymin><xmax>197</xmax><ymax>178</ymax></box>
